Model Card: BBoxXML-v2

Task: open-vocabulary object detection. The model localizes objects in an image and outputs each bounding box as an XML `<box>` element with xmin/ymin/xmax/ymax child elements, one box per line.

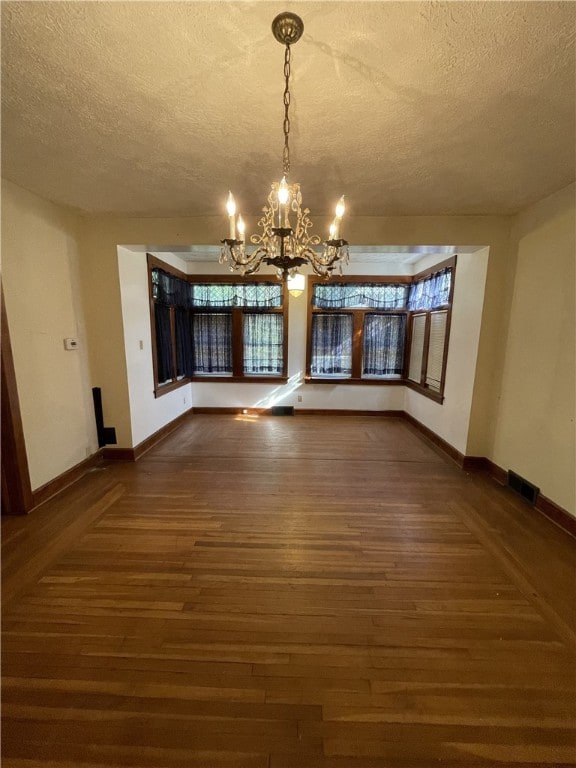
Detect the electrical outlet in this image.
<box><xmin>63</xmin><ymin>337</ymin><xmax>78</xmax><ymax>350</ymax></box>
<box><xmin>297</xmin><ymin>395</ymin><xmax>302</xmax><ymax>402</ymax></box>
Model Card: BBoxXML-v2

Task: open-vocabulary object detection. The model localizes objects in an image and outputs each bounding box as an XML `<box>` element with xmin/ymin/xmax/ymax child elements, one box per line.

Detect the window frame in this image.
<box><xmin>405</xmin><ymin>256</ymin><xmax>456</xmax><ymax>403</ymax></box>
<box><xmin>147</xmin><ymin>255</ymin><xmax>289</xmax><ymax>396</ymax></box>
<box><xmin>305</xmin><ymin>257</ymin><xmax>456</xmax><ymax>401</ymax></box>
<box><xmin>306</xmin><ymin>275</ymin><xmax>412</xmax><ymax>385</ymax></box>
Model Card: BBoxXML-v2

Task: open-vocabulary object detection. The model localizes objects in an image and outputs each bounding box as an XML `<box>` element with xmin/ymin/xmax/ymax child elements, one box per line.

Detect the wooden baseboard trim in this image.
<box><xmin>102</xmin><ymin>447</ymin><xmax>136</xmax><ymax>461</ymax></box>
<box><xmin>401</xmin><ymin>412</ymin><xmax>465</xmax><ymax>466</ymax></box>
<box><xmin>297</xmin><ymin>409</ymin><xmax>403</xmax><ymax>417</ymax></box>
<box><xmin>461</xmin><ymin>456</ymin><xmax>489</xmax><ymax>472</ymax></box>
<box><xmin>103</xmin><ymin>409</ymin><xmax>194</xmax><ymax>462</ymax></box>
<box><xmin>192</xmin><ymin>407</ymin><xmax>404</xmax><ymax>418</ymax></box>
<box><xmin>535</xmin><ymin>493</ymin><xmax>576</xmax><ymax>538</ymax></box>
<box><xmin>31</xmin><ymin>450</ymin><xmax>104</xmax><ymax>510</ymax></box>
<box><xmin>462</xmin><ymin>456</ymin><xmax>575</xmax><ymax>539</ymax></box>
<box><xmin>192</xmin><ymin>407</ymin><xmax>264</xmax><ymax>415</ymax></box>
<box><xmin>133</xmin><ymin>409</ymin><xmax>193</xmax><ymax>459</ymax></box>
<box><xmin>462</xmin><ymin>456</ymin><xmax>508</xmax><ymax>485</ymax></box>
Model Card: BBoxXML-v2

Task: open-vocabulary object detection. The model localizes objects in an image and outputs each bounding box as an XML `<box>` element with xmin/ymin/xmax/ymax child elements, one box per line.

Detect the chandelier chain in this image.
<box><xmin>282</xmin><ymin>43</ymin><xmax>291</xmax><ymax>175</ymax></box>
<box><xmin>221</xmin><ymin>12</ymin><xmax>349</xmax><ymax>279</ymax></box>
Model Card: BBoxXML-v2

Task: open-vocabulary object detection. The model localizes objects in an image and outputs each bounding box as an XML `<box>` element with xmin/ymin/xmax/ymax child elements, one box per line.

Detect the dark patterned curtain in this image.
<box><xmin>191</xmin><ymin>283</ymin><xmax>282</xmax><ymax>308</ymax></box>
<box><xmin>243</xmin><ymin>314</ymin><xmax>283</xmax><ymax>375</ymax></box>
<box><xmin>310</xmin><ymin>314</ymin><xmax>353</xmax><ymax>376</ymax></box>
<box><xmin>408</xmin><ymin>269</ymin><xmax>452</xmax><ymax>310</ymax></box>
<box><xmin>313</xmin><ymin>283</ymin><xmax>409</xmax><ymax>309</ymax></box>
<box><xmin>152</xmin><ymin>268</ymin><xmax>192</xmax><ymax>307</ymax></box>
<box><xmin>154</xmin><ymin>303</ymin><xmax>173</xmax><ymax>383</ymax></box>
<box><xmin>192</xmin><ymin>314</ymin><xmax>232</xmax><ymax>374</ymax></box>
<box><xmin>175</xmin><ymin>308</ymin><xmax>194</xmax><ymax>377</ymax></box>
<box><xmin>362</xmin><ymin>314</ymin><xmax>406</xmax><ymax>376</ymax></box>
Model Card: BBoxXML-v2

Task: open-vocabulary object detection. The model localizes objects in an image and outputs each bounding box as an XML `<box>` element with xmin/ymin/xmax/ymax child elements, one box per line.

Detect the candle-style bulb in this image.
<box><xmin>226</xmin><ymin>191</ymin><xmax>236</xmax><ymax>217</ymax></box>
<box><xmin>277</xmin><ymin>176</ymin><xmax>289</xmax><ymax>206</ymax></box>
<box><xmin>335</xmin><ymin>195</ymin><xmax>345</xmax><ymax>219</ymax></box>
<box><xmin>329</xmin><ymin>222</ymin><xmax>336</xmax><ymax>240</ymax></box>
<box><xmin>237</xmin><ymin>215</ymin><xmax>246</xmax><ymax>242</ymax></box>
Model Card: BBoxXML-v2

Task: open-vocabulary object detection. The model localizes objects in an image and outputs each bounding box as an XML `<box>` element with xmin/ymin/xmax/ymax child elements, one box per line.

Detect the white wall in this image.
<box><xmin>1</xmin><ymin>180</ymin><xmax>98</xmax><ymax>489</ymax></box>
<box><xmin>118</xmin><ymin>248</ymin><xmax>192</xmax><ymax>447</ymax></box>
<box><xmin>492</xmin><ymin>184</ymin><xmax>575</xmax><ymax>515</ymax></box>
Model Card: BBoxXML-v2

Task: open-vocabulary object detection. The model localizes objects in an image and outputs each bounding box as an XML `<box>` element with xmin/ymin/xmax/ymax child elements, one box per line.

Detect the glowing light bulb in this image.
<box><xmin>332</xmin><ymin>196</ymin><xmax>345</xmax><ymax>239</ymax></box>
<box><xmin>277</xmin><ymin>176</ymin><xmax>289</xmax><ymax>205</ymax></box>
<box><xmin>237</xmin><ymin>215</ymin><xmax>246</xmax><ymax>242</ymax></box>
<box><xmin>287</xmin><ymin>272</ymin><xmax>306</xmax><ymax>297</ymax></box>
<box><xmin>226</xmin><ymin>192</ymin><xmax>236</xmax><ymax>239</ymax></box>
<box><xmin>226</xmin><ymin>191</ymin><xmax>236</xmax><ymax>217</ymax></box>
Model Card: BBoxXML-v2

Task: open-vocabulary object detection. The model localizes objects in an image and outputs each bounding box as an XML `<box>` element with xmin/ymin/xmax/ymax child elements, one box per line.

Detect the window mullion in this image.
<box><xmin>351</xmin><ymin>312</ymin><xmax>364</xmax><ymax>379</ymax></box>
<box><xmin>420</xmin><ymin>312</ymin><xmax>431</xmax><ymax>385</ymax></box>
<box><xmin>169</xmin><ymin>307</ymin><xmax>177</xmax><ymax>382</ymax></box>
<box><xmin>232</xmin><ymin>309</ymin><xmax>244</xmax><ymax>377</ymax></box>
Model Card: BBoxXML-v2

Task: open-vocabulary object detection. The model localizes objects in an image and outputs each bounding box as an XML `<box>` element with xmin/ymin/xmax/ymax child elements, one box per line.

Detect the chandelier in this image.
<box><xmin>220</xmin><ymin>12</ymin><xmax>349</xmax><ymax>280</ymax></box>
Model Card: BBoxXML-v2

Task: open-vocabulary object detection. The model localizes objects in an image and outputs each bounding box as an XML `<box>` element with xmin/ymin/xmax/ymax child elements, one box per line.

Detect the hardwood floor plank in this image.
<box><xmin>2</xmin><ymin>414</ymin><xmax>575</xmax><ymax>766</ymax></box>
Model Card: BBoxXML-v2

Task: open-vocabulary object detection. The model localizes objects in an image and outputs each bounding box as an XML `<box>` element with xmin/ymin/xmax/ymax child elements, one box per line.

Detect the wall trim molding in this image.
<box><xmin>192</xmin><ymin>407</ymin><xmax>405</xmax><ymax>418</ymax></box>
<box><xmin>102</xmin><ymin>447</ymin><xmax>136</xmax><ymax>462</ymax></box>
<box><xmin>31</xmin><ymin>450</ymin><xmax>104</xmax><ymax>510</ymax></box>
<box><xmin>536</xmin><ymin>494</ymin><xmax>576</xmax><ymax>538</ymax></box>
<box><xmin>460</xmin><ymin>456</ymin><xmax>574</xmax><ymax>539</ymax></box>
<box><xmin>401</xmin><ymin>411</ymin><xmax>466</xmax><ymax>467</ymax></box>
<box><xmin>1</xmin><ymin>284</ymin><xmax>34</xmax><ymax>515</ymax></box>
<box><xmin>103</xmin><ymin>408</ymin><xmax>193</xmax><ymax>462</ymax></box>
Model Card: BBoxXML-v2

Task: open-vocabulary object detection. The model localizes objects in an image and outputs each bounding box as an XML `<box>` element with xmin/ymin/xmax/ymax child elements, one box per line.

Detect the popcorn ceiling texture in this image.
<box><xmin>1</xmin><ymin>1</ymin><xmax>574</xmax><ymax>217</ymax></box>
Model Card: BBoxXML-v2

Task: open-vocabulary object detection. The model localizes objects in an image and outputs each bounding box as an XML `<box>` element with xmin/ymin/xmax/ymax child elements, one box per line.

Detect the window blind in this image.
<box><xmin>425</xmin><ymin>311</ymin><xmax>448</xmax><ymax>391</ymax></box>
<box><xmin>408</xmin><ymin>314</ymin><xmax>426</xmax><ymax>383</ymax></box>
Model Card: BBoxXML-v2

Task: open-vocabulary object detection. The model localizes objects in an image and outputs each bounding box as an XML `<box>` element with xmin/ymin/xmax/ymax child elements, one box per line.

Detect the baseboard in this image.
<box><xmin>297</xmin><ymin>409</ymin><xmax>403</xmax><ymax>417</ymax></box>
<box><xmin>102</xmin><ymin>447</ymin><xmax>136</xmax><ymax>461</ymax></box>
<box><xmin>192</xmin><ymin>407</ymin><xmax>404</xmax><ymax>418</ymax></box>
<box><xmin>192</xmin><ymin>407</ymin><xmax>266</xmax><ymax>415</ymax></box>
<box><xmin>535</xmin><ymin>494</ymin><xmax>576</xmax><ymax>538</ymax></box>
<box><xmin>401</xmin><ymin>411</ymin><xmax>466</xmax><ymax>466</ymax></box>
<box><xmin>103</xmin><ymin>408</ymin><xmax>194</xmax><ymax>462</ymax></box>
<box><xmin>462</xmin><ymin>456</ymin><xmax>574</xmax><ymax>539</ymax></box>
<box><xmin>31</xmin><ymin>449</ymin><xmax>104</xmax><ymax>510</ymax></box>
<box><xmin>462</xmin><ymin>456</ymin><xmax>508</xmax><ymax>485</ymax></box>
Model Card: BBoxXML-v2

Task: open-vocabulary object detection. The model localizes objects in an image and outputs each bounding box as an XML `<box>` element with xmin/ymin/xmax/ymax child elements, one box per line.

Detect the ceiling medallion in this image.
<box><xmin>220</xmin><ymin>12</ymin><xmax>349</xmax><ymax>281</ymax></box>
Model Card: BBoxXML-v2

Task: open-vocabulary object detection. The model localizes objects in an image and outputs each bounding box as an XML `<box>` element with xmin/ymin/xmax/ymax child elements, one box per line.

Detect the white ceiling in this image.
<box><xmin>2</xmin><ymin>1</ymin><xmax>575</xmax><ymax>218</ymax></box>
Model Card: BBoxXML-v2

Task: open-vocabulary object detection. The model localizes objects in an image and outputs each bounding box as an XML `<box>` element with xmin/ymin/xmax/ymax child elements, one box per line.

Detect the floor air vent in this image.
<box><xmin>507</xmin><ymin>470</ymin><xmax>539</xmax><ymax>505</ymax></box>
<box><xmin>270</xmin><ymin>406</ymin><xmax>294</xmax><ymax>416</ymax></box>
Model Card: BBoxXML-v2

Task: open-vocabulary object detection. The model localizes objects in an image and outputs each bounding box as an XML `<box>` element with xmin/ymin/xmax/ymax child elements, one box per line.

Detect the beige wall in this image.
<box><xmin>1</xmin><ymin>180</ymin><xmax>98</xmax><ymax>489</ymax></box>
<box><xmin>15</xmin><ymin>180</ymin><xmax>574</xmax><ymax>514</ymax></box>
<box><xmin>493</xmin><ymin>184</ymin><xmax>576</xmax><ymax>516</ymax></box>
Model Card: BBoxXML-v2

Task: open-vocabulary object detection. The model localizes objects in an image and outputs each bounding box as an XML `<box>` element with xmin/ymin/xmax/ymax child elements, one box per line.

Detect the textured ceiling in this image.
<box><xmin>2</xmin><ymin>1</ymin><xmax>575</xmax><ymax>218</ymax></box>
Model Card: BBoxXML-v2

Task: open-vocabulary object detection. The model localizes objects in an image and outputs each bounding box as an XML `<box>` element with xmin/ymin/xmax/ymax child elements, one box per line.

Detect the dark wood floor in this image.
<box><xmin>2</xmin><ymin>414</ymin><xmax>575</xmax><ymax>767</ymax></box>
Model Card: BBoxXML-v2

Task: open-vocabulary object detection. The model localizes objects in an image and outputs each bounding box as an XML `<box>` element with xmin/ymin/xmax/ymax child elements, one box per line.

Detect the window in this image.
<box><xmin>148</xmin><ymin>256</ymin><xmax>288</xmax><ymax>395</ymax></box>
<box><xmin>406</xmin><ymin>260</ymin><xmax>455</xmax><ymax>401</ymax></box>
<box><xmin>307</xmin><ymin>278</ymin><xmax>411</xmax><ymax>382</ymax></box>
<box><xmin>306</xmin><ymin>257</ymin><xmax>456</xmax><ymax>400</ymax></box>
<box><xmin>310</xmin><ymin>314</ymin><xmax>353</xmax><ymax>377</ymax></box>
